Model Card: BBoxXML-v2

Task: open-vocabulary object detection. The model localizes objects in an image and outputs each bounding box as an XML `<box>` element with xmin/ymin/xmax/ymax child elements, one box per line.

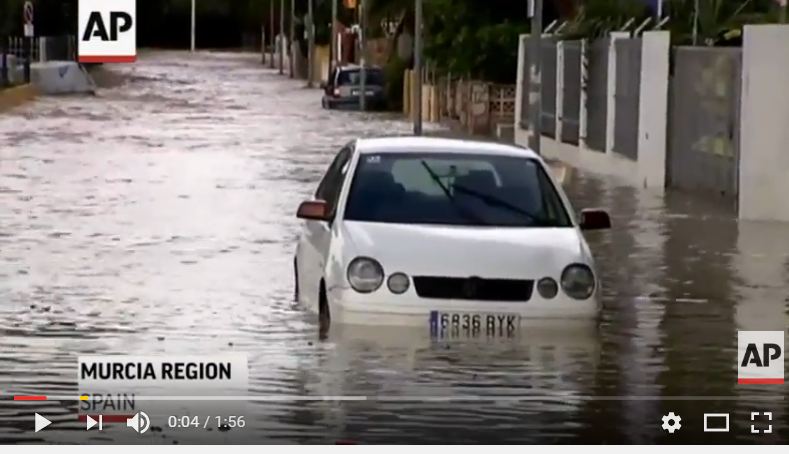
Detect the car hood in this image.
<box><xmin>340</xmin><ymin>221</ymin><xmax>590</xmax><ymax>279</ymax></box>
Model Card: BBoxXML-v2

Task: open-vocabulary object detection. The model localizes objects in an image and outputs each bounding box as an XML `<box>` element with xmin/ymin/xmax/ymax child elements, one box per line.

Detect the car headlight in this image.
<box><xmin>560</xmin><ymin>264</ymin><xmax>596</xmax><ymax>300</ymax></box>
<box><xmin>387</xmin><ymin>272</ymin><xmax>410</xmax><ymax>294</ymax></box>
<box><xmin>347</xmin><ymin>257</ymin><xmax>384</xmax><ymax>293</ymax></box>
<box><xmin>536</xmin><ymin>277</ymin><xmax>558</xmax><ymax>299</ymax></box>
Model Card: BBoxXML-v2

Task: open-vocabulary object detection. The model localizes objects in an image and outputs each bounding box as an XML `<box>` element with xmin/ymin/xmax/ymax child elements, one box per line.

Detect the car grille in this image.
<box><xmin>412</xmin><ymin>276</ymin><xmax>534</xmax><ymax>302</ymax></box>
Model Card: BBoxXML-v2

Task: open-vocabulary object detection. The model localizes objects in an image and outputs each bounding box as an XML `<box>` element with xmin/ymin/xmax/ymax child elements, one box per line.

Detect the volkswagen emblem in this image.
<box><xmin>462</xmin><ymin>277</ymin><xmax>481</xmax><ymax>298</ymax></box>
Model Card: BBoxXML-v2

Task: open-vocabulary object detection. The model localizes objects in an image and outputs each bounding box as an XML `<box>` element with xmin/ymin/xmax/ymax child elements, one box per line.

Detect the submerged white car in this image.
<box><xmin>294</xmin><ymin>137</ymin><xmax>611</xmax><ymax>334</ymax></box>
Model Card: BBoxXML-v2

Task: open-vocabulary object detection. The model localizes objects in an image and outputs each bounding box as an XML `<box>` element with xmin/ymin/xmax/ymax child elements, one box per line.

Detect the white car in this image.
<box><xmin>294</xmin><ymin>137</ymin><xmax>611</xmax><ymax>335</ymax></box>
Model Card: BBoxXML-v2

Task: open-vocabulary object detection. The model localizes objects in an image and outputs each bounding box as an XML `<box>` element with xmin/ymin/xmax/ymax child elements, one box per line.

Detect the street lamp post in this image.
<box><xmin>413</xmin><ymin>0</ymin><xmax>423</xmax><ymax>135</ymax></box>
<box><xmin>307</xmin><ymin>0</ymin><xmax>315</xmax><ymax>88</ymax></box>
<box><xmin>528</xmin><ymin>0</ymin><xmax>543</xmax><ymax>154</ymax></box>
<box><xmin>331</xmin><ymin>0</ymin><xmax>338</xmax><ymax>81</ymax></box>
<box><xmin>190</xmin><ymin>0</ymin><xmax>196</xmax><ymax>52</ymax></box>
<box><xmin>279</xmin><ymin>0</ymin><xmax>285</xmax><ymax>74</ymax></box>
<box><xmin>289</xmin><ymin>0</ymin><xmax>295</xmax><ymax>77</ymax></box>
<box><xmin>359</xmin><ymin>0</ymin><xmax>367</xmax><ymax>111</ymax></box>
<box><xmin>270</xmin><ymin>0</ymin><xmax>276</xmax><ymax>68</ymax></box>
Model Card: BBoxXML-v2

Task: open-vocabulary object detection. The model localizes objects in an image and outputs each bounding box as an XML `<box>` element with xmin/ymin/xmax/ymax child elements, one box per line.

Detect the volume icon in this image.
<box><xmin>126</xmin><ymin>411</ymin><xmax>150</xmax><ymax>434</ymax></box>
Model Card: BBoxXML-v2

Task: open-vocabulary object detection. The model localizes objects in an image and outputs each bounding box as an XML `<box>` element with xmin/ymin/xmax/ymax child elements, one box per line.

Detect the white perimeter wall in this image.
<box><xmin>514</xmin><ymin>32</ymin><xmax>669</xmax><ymax>193</ymax></box>
<box><xmin>739</xmin><ymin>25</ymin><xmax>789</xmax><ymax>222</ymax></box>
<box><xmin>636</xmin><ymin>31</ymin><xmax>669</xmax><ymax>190</ymax></box>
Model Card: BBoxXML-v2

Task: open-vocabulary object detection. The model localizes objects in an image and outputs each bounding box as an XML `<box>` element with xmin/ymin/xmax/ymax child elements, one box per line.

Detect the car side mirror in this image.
<box><xmin>297</xmin><ymin>200</ymin><xmax>330</xmax><ymax>221</ymax></box>
<box><xmin>319</xmin><ymin>81</ymin><xmax>327</xmax><ymax>89</ymax></box>
<box><xmin>579</xmin><ymin>209</ymin><xmax>611</xmax><ymax>230</ymax></box>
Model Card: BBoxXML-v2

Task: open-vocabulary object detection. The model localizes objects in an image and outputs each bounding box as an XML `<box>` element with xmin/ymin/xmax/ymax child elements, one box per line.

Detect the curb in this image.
<box><xmin>0</xmin><ymin>84</ymin><xmax>38</xmax><ymax>112</ymax></box>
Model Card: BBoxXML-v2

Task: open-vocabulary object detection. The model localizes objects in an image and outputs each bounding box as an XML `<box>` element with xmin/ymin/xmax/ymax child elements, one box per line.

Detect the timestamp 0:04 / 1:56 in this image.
<box><xmin>167</xmin><ymin>415</ymin><xmax>246</xmax><ymax>429</ymax></box>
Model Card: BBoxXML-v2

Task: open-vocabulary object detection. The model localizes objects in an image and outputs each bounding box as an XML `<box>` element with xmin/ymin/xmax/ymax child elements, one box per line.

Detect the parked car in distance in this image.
<box><xmin>294</xmin><ymin>137</ymin><xmax>612</xmax><ymax>336</ymax></box>
<box><xmin>321</xmin><ymin>65</ymin><xmax>386</xmax><ymax>110</ymax></box>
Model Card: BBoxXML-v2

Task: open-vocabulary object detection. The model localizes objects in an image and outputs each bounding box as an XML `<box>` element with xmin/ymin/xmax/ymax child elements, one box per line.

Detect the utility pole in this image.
<box><xmin>413</xmin><ymin>0</ymin><xmax>423</xmax><ymax>135</ymax></box>
<box><xmin>289</xmin><ymin>0</ymin><xmax>295</xmax><ymax>77</ymax></box>
<box><xmin>270</xmin><ymin>0</ymin><xmax>276</xmax><ymax>68</ymax></box>
<box><xmin>307</xmin><ymin>0</ymin><xmax>315</xmax><ymax>88</ymax></box>
<box><xmin>528</xmin><ymin>0</ymin><xmax>543</xmax><ymax>154</ymax></box>
<box><xmin>190</xmin><ymin>0</ymin><xmax>196</xmax><ymax>52</ymax></box>
<box><xmin>692</xmin><ymin>0</ymin><xmax>699</xmax><ymax>45</ymax></box>
<box><xmin>359</xmin><ymin>0</ymin><xmax>367</xmax><ymax>111</ymax></box>
<box><xmin>331</xmin><ymin>0</ymin><xmax>338</xmax><ymax>80</ymax></box>
<box><xmin>279</xmin><ymin>0</ymin><xmax>285</xmax><ymax>74</ymax></box>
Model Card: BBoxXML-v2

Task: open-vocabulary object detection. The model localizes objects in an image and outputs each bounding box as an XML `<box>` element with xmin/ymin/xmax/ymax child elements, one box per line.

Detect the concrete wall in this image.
<box><xmin>514</xmin><ymin>25</ymin><xmax>789</xmax><ymax>223</ymax></box>
<box><xmin>30</xmin><ymin>61</ymin><xmax>95</xmax><ymax>95</ymax></box>
<box><xmin>514</xmin><ymin>31</ymin><xmax>669</xmax><ymax>191</ymax></box>
<box><xmin>739</xmin><ymin>25</ymin><xmax>789</xmax><ymax>222</ymax></box>
<box><xmin>635</xmin><ymin>31</ymin><xmax>669</xmax><ymax>190</ymax></box>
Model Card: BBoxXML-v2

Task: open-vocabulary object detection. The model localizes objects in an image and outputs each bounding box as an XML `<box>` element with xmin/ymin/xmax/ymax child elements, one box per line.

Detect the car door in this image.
<box><xmin>297</xmin><ymin>145</ymin><xmax>353</xmax><ymax>309</ymax></box>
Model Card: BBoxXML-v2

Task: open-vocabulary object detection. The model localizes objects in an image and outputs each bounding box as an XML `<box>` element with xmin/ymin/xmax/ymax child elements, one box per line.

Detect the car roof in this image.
<box><xmin>339</xmin><ymin>64</ymin><xmax>383</xmax><ymax>72</ymax></box>
<box><xmin>355</xmin><ymin>136</ymin><xmax>540</xmax><ymax>159</ymax></box>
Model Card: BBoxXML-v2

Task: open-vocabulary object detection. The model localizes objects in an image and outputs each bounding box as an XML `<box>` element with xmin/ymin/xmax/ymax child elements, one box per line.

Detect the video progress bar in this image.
<box><xmin>8</xmin><ymin>395</ymin><xmax>785</xmax><ymax>402</ymax></box>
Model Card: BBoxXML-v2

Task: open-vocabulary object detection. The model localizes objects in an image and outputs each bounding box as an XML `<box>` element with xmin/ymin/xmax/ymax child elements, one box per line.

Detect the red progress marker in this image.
<box><xmin>14</xmin><ymin>395</ymin><xmax>47</xmax><ymax>401</ymax></box>
<box><xmin>738</xmin><ymin>378</ymin><xmax>784</xmax><ymax>384</ymax></box>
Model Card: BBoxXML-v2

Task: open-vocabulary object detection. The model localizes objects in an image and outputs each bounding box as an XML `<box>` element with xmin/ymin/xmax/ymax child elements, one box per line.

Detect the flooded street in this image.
<box><xmin>1</xmin><ymin>51</ymin><xmax>787</xmax><ymax>443</ymax></box>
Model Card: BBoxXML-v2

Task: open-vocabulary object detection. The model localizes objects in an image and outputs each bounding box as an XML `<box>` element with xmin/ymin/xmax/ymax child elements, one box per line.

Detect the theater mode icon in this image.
<box><xmin>703</xmin><ymin>413</ymin><xmax>730</xmax><ymax>433</ymax></box>
<box><xmin>738</xmin><ymin>331</ymin><xmax>784</xmax><ymax>384</ymax></box>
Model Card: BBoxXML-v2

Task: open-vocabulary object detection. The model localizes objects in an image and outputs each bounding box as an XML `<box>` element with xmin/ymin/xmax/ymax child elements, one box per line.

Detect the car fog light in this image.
<box><xmin>561</xmin><ymin>264</ymin><xmax>596</xmax><ymax>300</ymax></box>
<box><xmin>387</xmin><ymin>273</ymin><xmax>410</xmax><ymax>294</ymax></box>
<box><xmin>347</xmin><ymin>257</ymin><xmax>384</xmax><ymax>293</ymax></box>
<box><xmin>536</xmin><ymin>277</ymin><xmax>558</xmax><ymax>299</ymax></box>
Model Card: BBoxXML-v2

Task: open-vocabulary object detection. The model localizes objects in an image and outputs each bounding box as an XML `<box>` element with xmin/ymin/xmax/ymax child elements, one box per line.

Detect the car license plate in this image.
<box><xmin>352</xmin><ymin>90</ymin><xmax>375</xmax><ymax>96</ymax></box>
<box><xmin>429</xmin><ymin>311</ymin><xmax>521</xmax><ymax>340</ymax></box>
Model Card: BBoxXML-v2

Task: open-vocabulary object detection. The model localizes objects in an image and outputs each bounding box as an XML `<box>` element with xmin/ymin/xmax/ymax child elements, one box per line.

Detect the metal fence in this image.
<box><xmin>519</xmin><ymin>36</ymin><xmax>530</xmax><ymax>129</ymax></box>
<box><xmin>540</xmin><ymin>38</ymin><xmax>557</xmax><ymax>137</ymax></box>
<box><xmin>585</xmin><ymin>38</ymin><xmax>608</xmax><ymax>152</ymax></box>
<box><xmin>42</xmin><ymin>35</ymin><xmax>77</xmax><ymax>61</ymax></box>
<box><xmin>5</xmin><ymin>36</ymin><xmax>40</xmax><ymax>60</ymax></box>
<box><xmin>667</xmin><ymin>47</ymin><xmax>741</xmax><ymax>197</ymax></box>
<box><xmin>613</xmin><ymin>38</ymin><xmax>641</xmax><ymax>160</ymax></box>
<box><xmin>561</xmin><ymin>40</ymin><xmax>582</xmax><ymax>145</ymax></box>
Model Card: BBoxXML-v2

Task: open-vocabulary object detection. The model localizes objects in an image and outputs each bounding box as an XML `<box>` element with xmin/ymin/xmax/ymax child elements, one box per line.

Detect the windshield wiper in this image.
<box><xmin>420</xmin><ymin>160</ymin><xmax>490</xmax><ymax>226</ymax></box>
<box><xmin>452</xmin><ymin>183</ymin><xmax>557</xmax><ymax>227</ymax></box>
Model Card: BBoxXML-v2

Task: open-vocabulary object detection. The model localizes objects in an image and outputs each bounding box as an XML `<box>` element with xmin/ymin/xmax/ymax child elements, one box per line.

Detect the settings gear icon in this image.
<box><xmin>661</xmin><ymin>412</ymin><xmax>682</xmax><ymax>433</ymax></box>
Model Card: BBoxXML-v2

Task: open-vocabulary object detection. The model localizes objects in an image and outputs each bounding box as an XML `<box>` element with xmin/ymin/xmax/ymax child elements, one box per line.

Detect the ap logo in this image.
<box><xmin>78</xmin><ymin>0</ymin><xmax>136</xmax><ymax>63</ymax></box>
<box><xmin>738</xmin><ymin>331</ymin><xmax>785</xmax><ymax>384</ymax></box>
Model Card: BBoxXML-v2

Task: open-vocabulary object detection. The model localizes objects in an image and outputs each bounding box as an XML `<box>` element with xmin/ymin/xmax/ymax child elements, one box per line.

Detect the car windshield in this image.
<box><xmin>343</xmin><ymin>152</ymin><xmax>573</xmax><ymax>227</ymax></box>
<box><xmin>337</xmin><ymin>69</ymin><xmax>384</xmax><ymax>86</ymax></box>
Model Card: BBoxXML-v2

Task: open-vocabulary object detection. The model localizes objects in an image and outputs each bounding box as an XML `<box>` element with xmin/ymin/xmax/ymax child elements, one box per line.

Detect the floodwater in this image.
<box><xmin>1</xmin><ymin>51</ymin><xmax>787</xmax><ymax>444</ymax></box>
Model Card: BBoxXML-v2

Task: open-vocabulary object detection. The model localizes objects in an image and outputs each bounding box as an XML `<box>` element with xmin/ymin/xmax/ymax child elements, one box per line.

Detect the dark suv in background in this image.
<box><xmin>321</xmin><ymin>64</ymin><xmax>386</xmax><ymax>110</ymax></box>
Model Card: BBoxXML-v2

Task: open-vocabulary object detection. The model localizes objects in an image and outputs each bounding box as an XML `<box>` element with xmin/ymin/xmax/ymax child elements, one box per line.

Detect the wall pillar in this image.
<box><xmin>579</xmin><ymin>39</ymin><xmax>588</xmax><ymax>150</ymax></box>
<box><xmin>739</xmin><ymin>25</ymin><xmax>789</xmax><ymax>222</ymax></box>
<box><xmin>555</xmin><ymin>40</ymin><xmax>564</xmax><ymax>140</ymax></box>
<box><xmin>636</xmin><ymin>31</ymin><xmax>669</xmax><ymax>191</ymax></box>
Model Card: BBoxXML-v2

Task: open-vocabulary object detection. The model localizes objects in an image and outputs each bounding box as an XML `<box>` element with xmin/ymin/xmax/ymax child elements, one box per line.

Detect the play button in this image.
<box><xmin>34</xmin><ymin>413</ymin><xmax>51</xmax><ymax>432</ymax></box>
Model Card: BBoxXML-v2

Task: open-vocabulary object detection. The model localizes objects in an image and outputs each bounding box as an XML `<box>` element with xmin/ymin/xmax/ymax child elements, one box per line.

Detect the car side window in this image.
<box><xmin>315</xmin><ymin>146</ymin><xmax>352</xmax><ymax>216</ymax></box>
